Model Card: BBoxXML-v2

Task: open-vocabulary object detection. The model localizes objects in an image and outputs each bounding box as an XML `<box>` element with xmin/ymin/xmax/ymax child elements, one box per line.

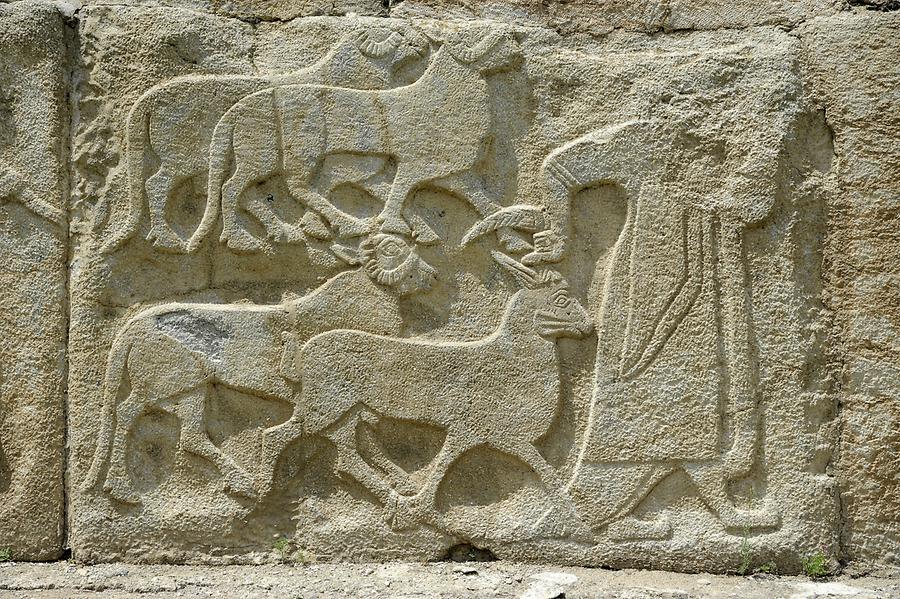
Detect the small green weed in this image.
<box><xmin>803</xmin><ymin>551</ymin><xmax>831</xmax><ymax>579</ymax></box>
<box><xmin>737</xmin><ymin>528</ymin><xmax>752</xmax><ymax>576</ymax></box>
<box><xmin>755</xmin><ymin>561</ymin><xmax>778</xmax><ymax>575</ymax></box>
<box><xmin>273</xmin><ymin>537</ymin><xmax>291</xmax><ymax>561</ymax></box>
<box><xmin>0</xmin><ymin>548</ymin><xmax>11</xmax><ymax>562</ymax></box>
<box><xmin>273</xmin><ymin>537</ymin><xmax>315</xmax><ymax>565</ymax></box>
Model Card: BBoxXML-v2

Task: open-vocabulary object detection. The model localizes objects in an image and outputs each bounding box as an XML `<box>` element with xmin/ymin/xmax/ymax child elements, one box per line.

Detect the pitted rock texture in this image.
<box><xmin>0</xmin><ymin>0</ymin><xmax>894</xmax><ymax>572</ymax></box>
<box><xmin>0</xmin><ymin>1</ymin><xmax>69</xmax><ymax>560</ymax></box>
<box><xmin>800</xmin><ymin>10</ymin><xmax>900</xmax><ymax>565</ymax></box>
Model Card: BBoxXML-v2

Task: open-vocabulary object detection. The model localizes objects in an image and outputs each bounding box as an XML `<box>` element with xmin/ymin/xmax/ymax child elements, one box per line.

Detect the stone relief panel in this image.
<box><xmin>0</xmin><ymin>2</ymin><xmax>68</xmax><ymax>560</ymax></box>
<box><xmin>69</xmin><ymin>8</ymin><xmax>839</xmax><ymax>571</ymax></box>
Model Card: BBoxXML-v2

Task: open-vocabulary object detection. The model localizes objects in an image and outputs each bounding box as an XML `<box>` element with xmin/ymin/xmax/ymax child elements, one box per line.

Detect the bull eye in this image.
<box><xmin>550</xmin><ymin>289</ymin><xmax>571</xmax><ymax>309</ymax></box>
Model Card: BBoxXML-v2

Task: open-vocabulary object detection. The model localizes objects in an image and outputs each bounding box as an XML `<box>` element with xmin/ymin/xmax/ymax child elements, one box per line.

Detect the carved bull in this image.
<box><xmin>81</xmin><ymin>233</ymin><xmax>436</xmax><ymax>504</ymax></box>
<box><xmin>106</xmin><ymin>28</ymin><xmax>427</xmax><ymax>254</ymax></box>
<box><xmin>194</xmin><ymin>29</ymin><xmax>523</xmax><ymax>254</ymax></box>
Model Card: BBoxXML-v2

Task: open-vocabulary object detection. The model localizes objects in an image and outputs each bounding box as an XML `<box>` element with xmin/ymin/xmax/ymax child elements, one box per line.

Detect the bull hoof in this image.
<box><xmin>146</xmin><ymin>225</ymin><xmax>189</xmax><ymax>253</ymax></box>
<box><xmin>220</xmin><ymin>228</ymin><xmax>263</xmax><ymax>253</ymax></box>
<box><xmin>384</xmin><ymin>493</ymin><xmax>426</xmax><ymax>531</ymax></box>
<box><xmin>223</xmin><ymin>471</ymin><xmax>258</xmax><ymax>501</ymax></box>
<box><xmin>104</xmin><ymin>478</ymin><xmax>142</xmax><ymax>505</ymax></box>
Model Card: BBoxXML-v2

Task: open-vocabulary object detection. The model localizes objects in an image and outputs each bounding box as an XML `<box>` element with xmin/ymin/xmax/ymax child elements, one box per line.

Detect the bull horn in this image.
<box><xmin>449</xmin><ymin>30</ymin><xmax>506</xmax><ymax>64</ymax></box>
<box><xmin>356</xmin><ymin>30</ymin><xmax>402</xmax><ymax>58</ymax></box>
<box><xmin>461</xmin><ymin>204</ymin><xmax>546</xmax><ymax>246</ymax></box>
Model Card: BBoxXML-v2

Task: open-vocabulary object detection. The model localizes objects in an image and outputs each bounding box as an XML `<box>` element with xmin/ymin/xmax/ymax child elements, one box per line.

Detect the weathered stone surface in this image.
<box><xmin>78</xmin><ymin>0</ymin><xmax>388</xmax><ymax>20</ymax></box>
<box><xmin>65</xmin><ymin>5</ymin><xmax>846</xmax><ymax>571</ymax></box>
<box><xmin>0</xmin><ymin>1</ymin><xmax>69</xmax><ymax>560</ymax></box>
<box><xmin>800</xmin><ymin>10</ymin><xmax>900</xmax><ymax>566</ymax></box>
<box><xmin>391</xmin><ymin>0</ymin><xmax>845</xmax><ymax>34</ymax></box>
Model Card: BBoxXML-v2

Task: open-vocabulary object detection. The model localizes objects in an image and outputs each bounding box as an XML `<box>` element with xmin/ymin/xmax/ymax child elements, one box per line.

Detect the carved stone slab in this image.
<box><xmin>68</xmin><ymin>8</ymin><xmax>840</xmax><ymax>571</ymax></box>
<box><xmin>0</xmin><ymin>2</ymin><xmax>68</xmax><ymax>560</ymax></box>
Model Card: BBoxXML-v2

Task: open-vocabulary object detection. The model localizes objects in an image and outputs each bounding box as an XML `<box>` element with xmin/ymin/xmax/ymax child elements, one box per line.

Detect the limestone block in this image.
<box><xmin>800</xmin><ymin>10</ymin><xmax>900</xmax><ymax>565</ymax></box>
<box><xmin>79</xmin><ymin>0</ymin><xmax>387</xmax><ymax>20</ymax></box>
<box><xmin>68</xmin><ymin>9</ymin><xmax>839</xmax><ymax>571</ymax></box>
<box><xmin>0</xmin><ymin>2</ymin><xmax>69</xmax><ymax>560</ymax></box>
<box><xmin>391</xmin><ymin>0</ymin><xmax>844</xmax><ymax>34</ymax></box>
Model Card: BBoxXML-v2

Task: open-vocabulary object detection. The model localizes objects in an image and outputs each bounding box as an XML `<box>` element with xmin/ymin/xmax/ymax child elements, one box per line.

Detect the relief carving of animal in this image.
<box><xmin>107</xmin><ymin>28</ymin><xmax>426</xmax><ymax>254</ymax></box>
<box><xmin>293</xmin><ymin>251</ymin><xmax>593</xmax><ymax>531</ymax></box>
<box><xmin>80</xmin><ymin>233</ymin><xmax>436</xmax><ymax>504</ymax></box>
<box><xmin>197</xmin><ymin>29</ymin><xmax>524</xmax><ymax>254</ymax></box>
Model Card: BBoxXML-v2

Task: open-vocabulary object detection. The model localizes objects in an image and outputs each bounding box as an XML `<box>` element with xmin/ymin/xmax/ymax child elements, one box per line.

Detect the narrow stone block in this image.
<box><xmin>0</xmin><ymin>1</ymin><xmax>69</xmax><ymax>561</ymax></box>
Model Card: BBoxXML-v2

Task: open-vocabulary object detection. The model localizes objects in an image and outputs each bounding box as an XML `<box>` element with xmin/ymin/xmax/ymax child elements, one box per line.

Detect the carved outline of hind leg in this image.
<box><xmin>177</xmin><ymin>386</ymin><xmax>256</xmax><ymax>499</ymax></box>
<box><xmin>258</xmin><ymin>415</ymin><xmax>305</xmax><ymax>495</ymax></box>
<box><xmin>501</xmin><ymin>440</ymin><xmax>591</xmax><ymax>539</ymax></box>
<box><xmin>289</xmin><ymin>184</ymin><xmax>371</xmax><ymax>239</ymax></box>
<box><xmin>326</xmin><ymin>414</ymin><xmax>399</xmax><ymax>512</ymax></box>
<box><xmin>356</xmin><ymin>420</ymin><xmax>418</xmax><ymax>496</ymax></box>
<box><xmin>388</xmin><ymin>430</ymin><xmax>473</xmax><ymax>531</ymax></box>
<box><xmin>220</xmin><ymin>163</ymin><xmax>265</xmax><ymax>253</ymax></box>
<box><xmin>104</xmin><ymin>390</ymin><xmax>148</xmax><ymax>504</ymax></box>
<box><xmin>145</xmin><ymin>166</ymin><xmax>192</xmax><ymax>252</ymax></box>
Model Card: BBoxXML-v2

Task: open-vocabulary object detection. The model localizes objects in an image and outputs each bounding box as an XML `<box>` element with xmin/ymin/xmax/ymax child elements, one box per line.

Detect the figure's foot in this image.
<box><xmin>607</xmin><ymin>515</ymin><xmax>672</xmax><ymax>541</ymax></box>
<box><xmin>104</xmin><ymin>476</ymin><xmax>142</xmax><ymax>505</ymax></box>
<box><xmin>146</xmin><ymin>224</ymin><xmax>190</xmax><ymax>253</ymax></box>
<box><xmin>223</xmin><ymin>469</ymin><xmax>258</xmax><ymax>500</ymax></box>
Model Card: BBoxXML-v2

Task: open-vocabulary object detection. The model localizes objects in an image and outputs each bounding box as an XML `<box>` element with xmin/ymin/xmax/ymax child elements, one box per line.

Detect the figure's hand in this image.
<box><xmin>523</xmin><ymin>229</ymin><xmax>564</xmax><ymax>265</ymax></box>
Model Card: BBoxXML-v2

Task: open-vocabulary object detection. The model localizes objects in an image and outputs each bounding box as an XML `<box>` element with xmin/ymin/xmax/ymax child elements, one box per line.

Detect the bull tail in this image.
<box><xmin>101</xmin><ymin>95</ymin><xmax>151</xmax><ymax>254</ymax></box>
<box><xmin>79</xmin><ymin>323</ymin><xmax>134</xmax><ymax>493</ymax></box>
<box><xmin>188</xmin><ymin>110</ymin><xmax>233</xmax><ymax>252</ymax></box>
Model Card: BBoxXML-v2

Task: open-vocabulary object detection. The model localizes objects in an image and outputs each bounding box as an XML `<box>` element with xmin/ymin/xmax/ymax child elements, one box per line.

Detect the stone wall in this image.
<box><xmin>0</xmin><ymin>0</ymin><xmax>895</xmax><ymax>572</ymax></box>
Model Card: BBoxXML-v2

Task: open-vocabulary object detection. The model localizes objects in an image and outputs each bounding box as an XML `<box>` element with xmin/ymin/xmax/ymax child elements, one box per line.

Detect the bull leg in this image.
<box><xmin>326</xmin><ymin>415</ymin><xmax>396</xmax><ymax>507</ymax></box>
<box><xmin>357</xmin><ymin>422</ymin><xmax>418</xmax><ymax>496</ymax></box>
<box><xmin>257</xmin><ymin>416</ymin><xmax>305</xmax><ymax>496</ymax></box>
<box><xmin>684</xmin><ymin>462</ymin><xmax>779</xmax><ymax>531</ymax></box>
<box><xmin>145</xmin><ymin>166</ymin><xmax>191</xmax><ymax>252</ymax></box>
<box><xmin>377</xmin><ymin>166</ymin><xmax>417</xmax><ymax>237</ymax></box>
<box><xmin>504</xmin><ymin>441</ymin><xmax>591</xmax><ymax>539</ymax></box>
<box><xmin>220</xmin><ymin>164</ymin><xmax>265</xmax><ymax>253</ymax></box>
<box><xmin>104</xmin><ymin>390</ymin><xmax>148</xmax><ymax>504</ymax></box>
<box><xmin>388</xmin><ymin>432</ymin><xmax>471</xmax><ymax>531</ymax></box>
<box><xmin>289</xmin><ymin>186</ymin><xmax>370</xmax><ymax>239</ymax></box>
<box><xmin>177</xmin><ymin>387</ymin><xmax>257</xmax><ymax>500</ymax></box>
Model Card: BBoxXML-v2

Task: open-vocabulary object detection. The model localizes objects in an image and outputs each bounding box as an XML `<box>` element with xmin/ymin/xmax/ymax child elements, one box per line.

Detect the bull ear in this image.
<box><xmin>492</xmin><ymin>251</ymin><xmax>538</xmax><ymax>289</ymax></box>
<box><xmin>331</xmin><ymin>242</ymin><xmax>363</xmax><ymax>265</ymax></box>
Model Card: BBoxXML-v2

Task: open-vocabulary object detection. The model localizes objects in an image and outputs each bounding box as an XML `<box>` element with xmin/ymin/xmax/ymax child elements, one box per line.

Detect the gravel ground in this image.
<box><xmin>0</xmin><ymin>561</ymin><xmax>898</xmax><ymax>598</ymax></box>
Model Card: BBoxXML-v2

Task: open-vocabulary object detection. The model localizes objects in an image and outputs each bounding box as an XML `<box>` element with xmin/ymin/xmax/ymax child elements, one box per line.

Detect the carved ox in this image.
<box><xmin>81</xmin><ymin>234</ymin><xmax>436</xmax><ymax>504</ymax></box>
<box><xmin>291</xmin><ymin>252</ymin><xmax>593</xmax><ymax>531</ymax></box>
<box><xmin>194</xmin><ymin>30</ymin><xmax>522</xmax><ymax>254</ymax></box>
<box><xmin>107</xmin><ymin>28</ymin><xmax>427</xmax><ymax>254</ymax></box>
